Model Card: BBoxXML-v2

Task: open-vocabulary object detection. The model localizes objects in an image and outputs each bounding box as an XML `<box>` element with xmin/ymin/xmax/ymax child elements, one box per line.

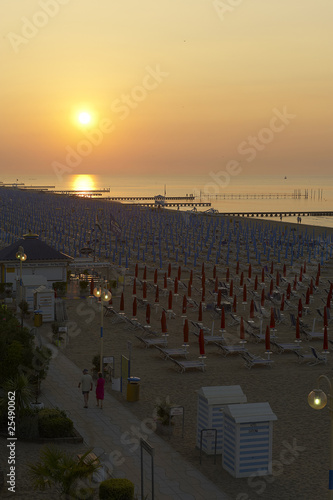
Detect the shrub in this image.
<box><xmin>38</xmin><ymin>408</ymin><xmax>73</xmax><ymax>438</ymax></box>
<box><xmin>99</xmin><ymin>478</ymin><xmax>134</xmax><ymax>500</ymax></box>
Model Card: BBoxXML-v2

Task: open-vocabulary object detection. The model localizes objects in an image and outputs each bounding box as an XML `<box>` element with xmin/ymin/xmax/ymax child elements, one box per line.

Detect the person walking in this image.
<box><xmin>96</xmin><ymin>372</ymin><xmax>105</xmax><ymax>409</ymax></box>
<box><xmin>78</xmin><ymin>368</ymin><xmax>93</xmax><ymax>408</ymax></box>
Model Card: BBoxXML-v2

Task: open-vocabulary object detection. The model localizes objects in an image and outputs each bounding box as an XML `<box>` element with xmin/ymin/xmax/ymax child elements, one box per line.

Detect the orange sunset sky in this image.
<box><xmin>0</xmin><ymin>0</ymin><xmax>332</xmax><ymax>178</ymax></box>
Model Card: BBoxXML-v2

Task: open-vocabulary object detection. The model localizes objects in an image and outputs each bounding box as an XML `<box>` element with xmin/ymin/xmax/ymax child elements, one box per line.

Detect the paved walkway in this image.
<box><xmin>39</xmin><ymin>336</ymin><xmax>230</xmax><ymax>500</ymax></box>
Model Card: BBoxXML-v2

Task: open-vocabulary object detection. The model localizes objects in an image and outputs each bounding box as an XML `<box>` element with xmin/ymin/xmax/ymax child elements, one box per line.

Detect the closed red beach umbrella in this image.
<box><xmin>143</xmin><ymin>266</ymin><xmax>147</xmax><ymax>281</ymax></box>
<box><xmin>188</xmin><ymin>281</ymin><xmax>192</xmax><ymax>298</ymax></box>
<box><xmin>261</xmin><ymin>288</ymin><xmax>265</xmax><ymax>307</ymax></box>
<box><xmin>280</xmin><ymin>293</ymin><xmax>285</xmax><ymax>312</ymax></box>
<box><xmin>213</xmin><ymin>265</ymin><xmax>216</xmax><ymax>279</ymax></box>
<box><xmin>226</xmin><ymin>268</ymin><xmax>230</xmax><ymax>282</ymax></box>
<box><xmin>132</xmin><ymin>297</ymin><xmax>137</xmax><ymax>318</ymax></box>
<box><xmin>233</xmin><ymin>294</ymin><xmax>237</xmax><ymax>313</ymax></box>
<box><xmin>146</xmin><ymin>303</ymin><xmax>151</xmax><ymax>325</ymax></box>
<box><xmin>240</xmin><ymin>317</ymin><xmax>245</xmax><ymax>341</ymax></box>
<box><xmin>276</xmin><ymin>271</ymin><xmax>280</xmax><ymax>287</ymax></box>
<box><xmin>265</xmin><ymin>325</ymin><xmax>271</xmax><ymax>351</ymax></box>
<box><xmin>220</xmin><ymin>306</ymin><xmax>226</xmax><ymax>330</ymax></box>
<box><xmin>201</xmin><ymin>273</ymin><xmax>205</xmax><ymax>289</ymax></box>
<box><xmin>183</xmin><ymin>319</ymin><xmax>189</xmax><ymax>345</ymax></box>
<box><xmin>283</xmin><ymin>263</ymin><xmax>287</xmax><ymax>277</ymax></box>
<box><xmin>132</xmin><ymin>278</ymin><xmax>137</xmax><ymax>297</ymax></box>
<box><xmin>155</xmin><ymin>285</ymin><xmax>159</xmax><ymax>304</ymax></box>
<box><xmin>135</xmin><ymin>263</ymin><xmax>138</xmax><ymax>278</ymax></box>
<box><xmin>254</xmin><ymin>275</ymin><xmax>258</xmax><ymax>291</ymax></box>
<box><xmin>250</xmin><ymin>299</ymin><xmax>255</xmax><ymax>318</ymax></box>
<box><xmin>189</xmin><ymin>269</ymin><xmax>193</xmax><ymax>286</ymax></box>
<box><xmin>168</xmin><ymin>290</ymin><xmax>173</xmax><ymax>311</ymax></box>
<box><xmin>154</xmin><ymin>268</ymin><xmax>158</xmax><ymax>285</ymax></box>
<box><xmin>182</xmin><ymin>295</ymin><xmax>187</xmax><ymax>315</ymax></box>
<box><xmin>270</xmin><ymin>261</ymin><xmax>274</xmax><ymax>274</ymax></box>
<box><xmin>240</xmin><ymin>272</ymin><xmax>244</xmax><ymax>287</ymax></box>
<box><xmin>303</xmin><ymin>262</ymin><xmax>306</xmax><ymax>273</ymax></box>
<box><xmin>315</xmin><ymin>273</ymin><xmax>320</xmax><ymax>287</ymax></box>
<box><xmin>143</xmin><ymin>281</ymin><xmax>147</xmax><ymax>300</ymax></box>
<box><xmin>168</xmin><ymin>263</ymin><xmax>171</xmax><ymax>277</ymax></box>
<box><xmin>236</xmin><ymin>261</ymin><xmax>239</xmax><ymax>274</ymax></box>
<box><xmin>198</xmin><ymin>302</ymin><xmax>203</xmax><ymax>322</ymax></box>
<box><xmin>293</xmin><ymin>275</ymin><xmax>297</xmax><ymax>291</ymax></box>
<box><xmin>229</xmin><ymin>280</ymin><xmax>233</xmax><ymax>297</ymax></box>
<box><xmin>120</xmin><ymin>292</ymin><xmax>125</xmax><ymax>312</ymax></box>
<box><xmin>323</xmin><ymin>326</ymin><xmax>329</xmax><ymax>351</ymax></box>
<box><xmin>298</xmin><ymin>298</ymin><xmax>303</xmax><ymax>317</ymax></box>
<box><xmin>178</xmin><ymin>266</ymin><xmax>181</xmax><ymax>281</ymax></box>
<box><xmin>305</xmin><ymin>288</ymin><xmax>310</xmax><ymax>306</ymax></box>
<box><xmin>270</xmin><ymin>308</ymin><xmax>275</xmax><ymax>329</ymax></box>
<box><xmin>248</xmin><ymin>264</ymin><xmax>252</xmax><ymax>279</ymax></box>
<box><xmin>161</xmin><ymin>310</ymin><xmax>167</xmax><ymax>334</ymax></box>
<box><xmin>269</xmin><ymin>279</ymin><xmax>274</xmax><ymax>295</ymax></box>
<box><xmin>299</xmin><ymin>268</ymin><xmax>303</xmax><ymax>282</ymax></box>
<box><xmin>261</xmin><ymin>268</ymin><xmax>265</xmax><ymax>284</ymax></box>
<box><xmin>202</xmin><ymin>262</ymin><xmax>205</xmax><ymax>276</ymax></box>
<box><xmin>201</xmin><ymin>284</ymin><xmax>205</xmax><ymax>303</ymax></box>
<box><xmin>324</xmin><ymin>306</ymin><xmax>328</xmax><ymax>327</ymax></box>
<box><xmin>174</xmin><ymin>277</ymin><xmax>178</xmax><ymax>295</ymax></box>
<box><xmin>327</xmin><ymin>293</ymin><xmax>331</xmax><ymax>310</ymax></box>
<box><xmin>309</xmin><ymin>279</ymin><xmax>314</xmax><ymax>295</ymax></box>
<box><xmin>163</xmin><ymin>273</ymin><xmax>167</xmax><ymax>290</ymax></box>
<box><xmin>318</xmin><ymin>263</ymin><xmax>321</xmax><ymax>276</ymax></box>
<box><xmin>199</xmin><ymin>329</ymin><xmax>205</xmax><ymax>356</ymax></box>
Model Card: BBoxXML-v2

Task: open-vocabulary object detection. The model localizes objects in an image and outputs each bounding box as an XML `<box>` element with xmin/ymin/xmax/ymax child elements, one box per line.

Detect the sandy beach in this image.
<box><xmin>1</xmin><ymin>212</ymin><xmax>333</xmax><ymax>500</ymax></box>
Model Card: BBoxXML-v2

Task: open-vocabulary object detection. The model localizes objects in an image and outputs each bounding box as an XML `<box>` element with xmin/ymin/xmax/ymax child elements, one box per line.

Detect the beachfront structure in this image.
<box><xmin>196</xmin><ymin>385</ymin><xmax>247</xmax><ymax>455</ymax></box>
<box><xmin>0</xmin><ymin>232</ymin><xmax>72</xmax><ymax>292</ymax></box>
<box><xmin>222</xmin><ymin>402</ymin><xmax>277</xmax><ymax>478</ymax></box>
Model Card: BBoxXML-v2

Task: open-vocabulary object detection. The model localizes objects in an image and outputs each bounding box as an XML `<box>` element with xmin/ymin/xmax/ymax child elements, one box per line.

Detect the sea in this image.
<box><xmin>1</xmin><ymin>173</ymin><xmax>332</xmax><ymax>229</ymax></box>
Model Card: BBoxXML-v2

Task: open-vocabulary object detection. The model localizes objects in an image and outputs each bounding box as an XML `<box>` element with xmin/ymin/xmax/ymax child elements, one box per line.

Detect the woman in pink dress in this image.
<box><xmin>96</xmin><ymin>372</ymin><xmax>105</xmax><ymax>409</ymax></box>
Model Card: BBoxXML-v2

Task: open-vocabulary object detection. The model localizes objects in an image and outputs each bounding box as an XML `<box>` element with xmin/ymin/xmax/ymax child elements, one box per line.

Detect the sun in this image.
<box><xmin>72</xmin><ymin>175</ymin><xmax>95</xmax><ymax>192</ymax></box>
<box><xmin>78</xmin><ymin>111</ymin><xmax>91</xmax><ymax>125</ymax></box>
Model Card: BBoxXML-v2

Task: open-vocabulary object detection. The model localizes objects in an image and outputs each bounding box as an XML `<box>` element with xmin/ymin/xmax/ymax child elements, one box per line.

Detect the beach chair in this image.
<box><xmin>293</xmin><ymin>349</ymin><xmax>315</xmax><ymax>364</ymax></box>
<box><xmin>135</xmin><ymin>336</ymin><xmax>168</xmax><ymax>348</ymax></box>
<box><xmin>228</xmin><ymin>313</ymin><xmax>241</xmax><ymax>327</ymax></box>
<box><xmin>274</xmin><ymin>308</ymin><xmax>288</xmax><ymax>325</ymax></box>
<box><xmin>271</xmin><ymin>341</ymin><xmax>302</xmax><ymax>354</ymax></box>
<box><xmin>240</xmin><ymin>351</ymin><xmax>274</xmax><ymax>369</ymax></box>
<box><xmin>154</xmin><ymin>346</ymin><xmax>188</xmax><ymax>360</ymax></box>
<box><xmin>170</xmin><ymin>358</ymin><xmax>206</xmax><ymax>373</ymax></box>
<box><xmin>309</xmin><ymin>347</ymin><xmax>327</xmax><ymax>365</ymax></box>
<box><xmin>190</xmin><ymin>321</ymin><xmax>211</xmax><ymax>335</ymax></box>
<box><xmin>214</xmin><ymin>343</ymin><xmax>248</xmax><ymax>356</ymax></box>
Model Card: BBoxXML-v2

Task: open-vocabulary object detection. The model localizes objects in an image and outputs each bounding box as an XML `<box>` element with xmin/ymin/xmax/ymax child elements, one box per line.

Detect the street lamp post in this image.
<box><xmin>308</xmin><ymin>375</ymin><xmax>333</xmax><ymax>498</ymax></box>
<box><xmin>15</xmin><ymin>245</ymin><xmax>27</xmax><ymax>306</ymax></box>
<box><xmin>93</xmin><ymin>282</ymin><xmax>111</xmax><ymax>374</ymax></box>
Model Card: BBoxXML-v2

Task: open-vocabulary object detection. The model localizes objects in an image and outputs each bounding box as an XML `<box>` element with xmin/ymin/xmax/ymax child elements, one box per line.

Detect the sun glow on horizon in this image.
<box><xmin>72</xmin><ymin>174</ymin><xmax>96</xmax><ymax>193</ymax></box>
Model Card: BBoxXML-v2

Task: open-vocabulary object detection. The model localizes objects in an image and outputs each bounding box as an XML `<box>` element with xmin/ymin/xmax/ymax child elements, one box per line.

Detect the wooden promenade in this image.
<box><xmin>105</xmin><ymin>195</ymin><xmax>195</xmax><ymax>201</ymax></box>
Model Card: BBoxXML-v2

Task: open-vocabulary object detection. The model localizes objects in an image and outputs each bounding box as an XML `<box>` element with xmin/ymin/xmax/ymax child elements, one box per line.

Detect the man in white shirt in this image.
<box><xmin>78</xmin><ymin>368</ymin><xmax>93</xmax><ymax>408</ymax></box>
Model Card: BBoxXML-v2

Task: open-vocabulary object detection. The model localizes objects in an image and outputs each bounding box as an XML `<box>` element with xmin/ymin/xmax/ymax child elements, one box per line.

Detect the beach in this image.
<box><xmin>1</xmin><ymin>208</ymin><xmax>333</xmax><ymax>499</ymax></box>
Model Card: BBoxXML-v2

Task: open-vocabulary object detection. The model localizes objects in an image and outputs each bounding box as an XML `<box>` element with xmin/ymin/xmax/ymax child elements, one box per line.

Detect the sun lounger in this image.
<box><xmin>135</xmin><ymin>336</ymin><xmax>167</xmax><ymax>348</ymax></box>
<box><xmin>240</xmin><ymin>351</ymin><xmax>274</xmax><ymax>369</ymax></box>
<box><xmin>271</xmin><ymin>341</ymin><xmax>302</xmax><ymax>354</ymax></box>
<box><xmin>155</xmin><ymin>347</ymin><xmax>188</xmax><ymax>360</ymax></box>
<box><xmin>170</xmin><ymin>358</ymin><xmax>206</xmax><ymax>373</ymax></box>
<box><xmin>214</xmin><ymin>343</ymin><xmax>248</xmax><ymax>356</ymax></box>
<box><xmin>309</xmin><ymin>347</ymin><xmax>327</xmax><ymax>365</ymax></box>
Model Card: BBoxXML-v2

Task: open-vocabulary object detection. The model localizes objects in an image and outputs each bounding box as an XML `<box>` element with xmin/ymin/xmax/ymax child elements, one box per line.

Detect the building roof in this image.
<box><xmin>0</xmin><ymin>233</ymin><xmax>73</xmax><ymax>262</ymax></box>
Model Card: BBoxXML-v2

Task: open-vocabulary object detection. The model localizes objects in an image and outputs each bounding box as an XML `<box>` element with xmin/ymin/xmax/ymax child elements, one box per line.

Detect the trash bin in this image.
<box><xmin>34</xmin><ymin>312</ymin><xmax>43</xmax><ymax>327</ymax></box>
<box><xmin>126</xmin><ymin>377</ymin><xmax>140</xmax><ymax>402</ymax></box>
